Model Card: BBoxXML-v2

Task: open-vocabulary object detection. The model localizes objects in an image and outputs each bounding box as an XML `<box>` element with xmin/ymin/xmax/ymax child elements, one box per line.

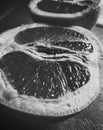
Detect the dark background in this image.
<box><xmin>0</xmin><ymin>0</ymin><xmax>29</xmax><ymax>13</ymax></box>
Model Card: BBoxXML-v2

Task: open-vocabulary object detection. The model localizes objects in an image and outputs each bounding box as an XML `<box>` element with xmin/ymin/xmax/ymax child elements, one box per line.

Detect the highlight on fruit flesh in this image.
<box><xmin>28</xmin><ymin>0</ymin><xmax>101</xmax><ymax>29</ymax></box>
<box><xmin>0</xmin><ymin>24</ymin><xmax>101</xmax><ymax>118</ymax></box>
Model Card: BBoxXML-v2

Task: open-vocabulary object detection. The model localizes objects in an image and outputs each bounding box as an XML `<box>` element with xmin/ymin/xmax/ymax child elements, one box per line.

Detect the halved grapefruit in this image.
<box><xmin>0</xmin><ymin>23</ymin><xmax>101</xmax><ymax>123</ymax></box>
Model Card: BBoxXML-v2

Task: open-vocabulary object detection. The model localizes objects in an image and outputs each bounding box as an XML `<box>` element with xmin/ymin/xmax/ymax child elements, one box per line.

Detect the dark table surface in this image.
<box><xmin>0</xmin><ymin>1</ymin><xmax>103</xmax><ymax>130</ymax></box>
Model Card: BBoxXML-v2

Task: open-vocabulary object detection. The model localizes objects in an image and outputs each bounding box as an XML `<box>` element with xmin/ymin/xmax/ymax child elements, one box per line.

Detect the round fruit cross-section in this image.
<box><xmin>0</xmin><ymin>24</ymin><xmax>101</xmax><ymax>120</ymax></box>
<box><xmin>28</xmin><ymin>0</ymin><xmax>101</xmax><ymax>29</ymax></box>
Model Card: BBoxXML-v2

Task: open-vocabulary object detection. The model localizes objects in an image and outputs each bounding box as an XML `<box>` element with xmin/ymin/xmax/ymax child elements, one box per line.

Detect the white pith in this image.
<box><xmin>0</xmin><ymin>23</ymin><xmax>101</xmax><ymax>117</ymax></box>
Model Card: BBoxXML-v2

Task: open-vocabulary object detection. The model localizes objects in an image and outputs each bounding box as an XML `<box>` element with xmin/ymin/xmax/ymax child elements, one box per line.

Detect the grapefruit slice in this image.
<box><xmin>0</xmin><ymin>23</ymin><xmax>101</xmax><ymax>119</ymax></box>
<box><xmin>28</xmin><ymin>0</ymin><xmax>101</xmax><ymax>29</ymax></box>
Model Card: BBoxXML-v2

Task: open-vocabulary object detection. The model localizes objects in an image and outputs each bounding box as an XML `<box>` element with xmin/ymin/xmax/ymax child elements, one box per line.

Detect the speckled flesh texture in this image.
<box><xmin>0</xmin><ymin>24</ymin><xmax>101</xmax><ymax>117</ymax></box>
<box><xmin>28</xmin><ymin>0</ymin><xmax>101</xmax><ymax>29</ymax></box>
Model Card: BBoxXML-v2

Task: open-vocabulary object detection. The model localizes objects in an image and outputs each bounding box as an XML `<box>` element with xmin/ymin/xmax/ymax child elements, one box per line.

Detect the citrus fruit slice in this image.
<box><xmin>0</xmin><ymin>24</ymin><xmax>101</xmax><ymax>122</ymax></box>
<box><xmin>28</xmin><ymin>0</ymin><xmax>101</xmax><ymax>29</ymax></box>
